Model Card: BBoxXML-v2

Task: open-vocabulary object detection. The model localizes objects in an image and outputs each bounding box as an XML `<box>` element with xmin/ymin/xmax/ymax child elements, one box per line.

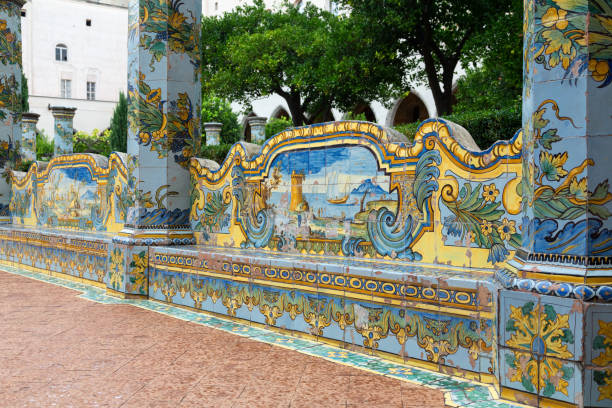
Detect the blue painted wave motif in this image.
<box><xmin>531</xmin><ymin>218</ymin><xmax>612</xmax><ymax>257</ymax></box>
<box><xmin>367</xmin><ymin>150</ymin><xmax>441</xmax><ymax>260</ymax></box>
<box><xmin>137</xmin><ymin>208</ymin><xmax>190</xmax><ymax>227</ymax></box>
<box><xmin>232</xmin><ymin>166</ymin><xmax>274</xmax><ymax>248</ymax></box>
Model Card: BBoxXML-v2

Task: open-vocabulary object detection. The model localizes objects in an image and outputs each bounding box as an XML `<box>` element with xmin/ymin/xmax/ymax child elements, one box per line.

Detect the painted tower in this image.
<box><xmin>289</xmin><ymin>171</ymin><xmax>308</xmax><ymax>212</ymax></box>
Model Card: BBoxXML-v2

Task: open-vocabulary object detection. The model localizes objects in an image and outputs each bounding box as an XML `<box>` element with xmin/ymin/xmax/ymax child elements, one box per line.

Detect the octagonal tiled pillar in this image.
<box><xmin>0</xmin><ymin>0</ymin><xmax>24</xmax><ymax>224</ymax></box>
<box><xmin>497</xmin><ymin>1</ymin><xmax>612</xmax><ymax>406</ymax></box>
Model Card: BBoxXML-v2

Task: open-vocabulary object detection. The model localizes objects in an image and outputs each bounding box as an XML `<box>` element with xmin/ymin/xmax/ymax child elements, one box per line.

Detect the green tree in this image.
<box><xmin>109</xmin><ymin>92</ymin><xmax>127</xmax><ymax>153</ymax></box>
<box><xmin>20</xmin><ymin>73</ymin><xmax>29</xmax><ymax>112</ymax></box>
<box><xmin>341</xmin><ymin>0</ymin><xmax>515</xmax><ymax>115</ymax></box>
<box><xmin>201</xmin><ymin>0</ymin><xmax>403</xmax><ymax>126</ymax></box>
<box><xmin>454</xmin><ymin>0</ymin><xmax>523</xmax><ymax>113</ymax></box>
<box><xmin>201</xmin><ymin>94</ymin><xmax>241</xmax><ymax>145</ymax></box>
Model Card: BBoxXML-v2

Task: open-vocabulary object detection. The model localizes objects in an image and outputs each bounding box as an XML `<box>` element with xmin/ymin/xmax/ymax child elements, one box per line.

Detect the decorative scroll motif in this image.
<box><xmin>504</xmin><ymin>301</ymin><xmax>575</xmax><ymax>397</ymax></box>
<box><xmin>441</xmin><ymin>177</ymin><xmax>521</xmax><ymax>264</ymax></box>
<box><xmin>522</xmin><ymin>100</ymin><xmax>612</xmax><ymax>260</ymax></box>
<box><xmin>0</xmin><ymin>12</ymin><xmax>21</xmax><ymax>67</ymax></box>
<box><xmin>149</xmin><ymin>265</ymin><xmax>493</xmax><ymax>371</ymax></box>
<box><xmin>9</xmin><ymin>154</ymin><xmax>129</xmax><ymax>232</ymax></box>
<box><xmin>593</xmin><ymin>320</ymin><xmax>612</xmax><ymax>401</ymax></box>
<box><xmin>132</xmin><ymin>0</ymin><xmax>200</xmax><ymax>71</ymax></box>
<box><xmin>367</xmin><ymin>150</ymin><xmax>440</xmax><ymax>260</ymax></box>
<box><xmin>190</xmin><ymin>121</ymin><xmax>523</xmax><ymax>268</ymax></box>
<box><xmin>0</xmin><ymin>74</ymin><xmax>19</xmax><ymax>122</ymax></box>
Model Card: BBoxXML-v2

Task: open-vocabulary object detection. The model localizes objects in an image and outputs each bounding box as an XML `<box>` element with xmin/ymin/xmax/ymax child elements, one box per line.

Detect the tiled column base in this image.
<box><xmin>106</xmin><ymin>242</ymin><xmax>149</xmax><ymax>299</ymax></box>
<box><xmin>498</xmin><ymin>289</ymin><xmax>612</xmax><ymax>407</ymax></box>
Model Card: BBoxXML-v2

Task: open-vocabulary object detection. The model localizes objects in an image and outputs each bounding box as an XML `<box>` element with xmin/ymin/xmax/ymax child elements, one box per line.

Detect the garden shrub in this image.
<box><xmin>73</xmin><ymin>129</ymin><xmax>112</xmax><ymax>157</ymax></box>
<box><xmin>265</xmin><ymin>117</ymin><xmax>293</xmax><ymax>139</ymax></box>
<box><xmin>36</xmin><ymin>131</ymin><xmax>54</xmax><ymax>161</ymax></box>
<box><xmin>392</xmin><ymin>107</ymin><xmax>521</xmax><ymax>150</ymax></box>
<box><xmin>200</xmin><ymin>143</ymin><xmax>233</xmax><ymax>164</ymax></box>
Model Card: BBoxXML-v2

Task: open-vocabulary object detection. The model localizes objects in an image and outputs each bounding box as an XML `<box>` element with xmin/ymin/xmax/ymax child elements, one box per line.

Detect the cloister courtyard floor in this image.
<box><xmin>0</xmin><ymin>266</ymin><xmax>525</xmax><ymax>408</ymax></box>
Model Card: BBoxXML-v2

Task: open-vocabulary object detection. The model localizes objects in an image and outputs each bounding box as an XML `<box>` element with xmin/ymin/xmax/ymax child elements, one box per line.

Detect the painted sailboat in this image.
<box><xmin>327</xmin><ymin>173</ymin><xmax>350</xmax><ymax>204</ymax></box>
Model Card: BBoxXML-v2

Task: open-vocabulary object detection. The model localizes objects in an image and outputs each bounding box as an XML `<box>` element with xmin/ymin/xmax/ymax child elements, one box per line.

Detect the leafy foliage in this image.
<box><xmin>200</xmin><ymin>143</ymin><xmax>233</xmax><ymax>164</ymax></box>
<box><xmin>201</xmin><ymin>94</ymin><xmax>241</xmax><ymax>145</ymax></box>
<box><xmin>36</xmin><ymin>131</ymin><xmax>54</xmax><ymax>161</ymax></box>
<box><xmin>341</xmin><ymin>0</ymin><xmax>516</xmax><ymax>115</ymax></box>
<box><xmin>110</xmin><ymin>92</ymin><xmax>128</xmax><ymax>153</ymax></box>
<box><xmin>393</xmin><ymin>107</ymin><xmax>521</xmax><ymax>150</ymax></box>
<box><xmin>201</xmin><ymin>0</ymin><xmax>403</xmax><ymax>126</ymax></box>
<box><xmin>73</xmin><ymin>129</ymin><xmax>112</xmax><ymax>157</ymax></box>
<box><xmin>265</xmin><ymin>117</ymin><xmax>293</xmax><ymax>138</ymax></box>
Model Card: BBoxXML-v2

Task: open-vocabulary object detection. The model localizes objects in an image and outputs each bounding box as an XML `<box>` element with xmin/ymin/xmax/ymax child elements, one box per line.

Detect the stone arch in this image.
<box><xmin>270</xmin><ymin>106</ymin><xmax>291</xmax><ymax>120</ymax></box>
<box><xmin>387</xmin><ymin>91</ymin><xmax>430</xmax><ymax>126</ymax></box>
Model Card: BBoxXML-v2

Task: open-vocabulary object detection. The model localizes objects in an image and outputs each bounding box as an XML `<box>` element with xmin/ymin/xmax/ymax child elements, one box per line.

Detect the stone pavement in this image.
<box><xmin>0</xmin><ymin>269</ymin><xmax>447</xmax><ymax>408</ymax></box>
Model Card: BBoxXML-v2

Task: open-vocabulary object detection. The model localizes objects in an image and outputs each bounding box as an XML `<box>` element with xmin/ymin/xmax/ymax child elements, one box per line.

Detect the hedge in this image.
<box><xmin>393</xmin><ymin>107</ymin><xmax>521</xmax><ymax>150</ymax></box>
<box><xmin>200</xmin><ymin>143</ymin><xmax>234</xmax><ymax>164</ymax></box>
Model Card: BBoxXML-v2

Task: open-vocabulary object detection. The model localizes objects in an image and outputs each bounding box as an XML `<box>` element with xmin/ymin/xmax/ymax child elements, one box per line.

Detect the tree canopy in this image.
<box><xmin>340</xmin><ymin>0</ymin><xmax>516</xmax><ymax>116</ymax></box>
<box><xmin>201</xmin><ymin>0</ymin><xmax>403</xmax><ymax>126</ymax></box>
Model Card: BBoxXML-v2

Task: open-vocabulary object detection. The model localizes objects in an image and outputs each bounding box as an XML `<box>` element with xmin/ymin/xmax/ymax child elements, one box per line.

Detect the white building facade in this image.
<box><xmin>20</xmin><ymin>0</ymin><xmax>447</xmax><ymax>138</ymax></box>
<box><xmin>21</xmin><ymin>0</ymin><xmax>128</xmax><ymax>136</ymax></box>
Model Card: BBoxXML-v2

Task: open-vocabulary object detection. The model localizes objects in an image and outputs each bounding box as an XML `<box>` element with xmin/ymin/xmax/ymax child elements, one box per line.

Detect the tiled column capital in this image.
<box><xmin>203</xmin><ymin>122</ymin><xmax>222</xmax><ymax>146</ymax></box>
<box><xmin>20</xmin><ymin>112</ymin><xmax>38</xmax><ymax>163</ymax></box>
<box><xmin>248</xmin><ymin>116</ymin><xmax>267</xmax><ymax>143</ymax></box>
<box><xmin>50</xmin><ymin>106</ymin><xmax>76</xmax><ymax>156</ymax></box>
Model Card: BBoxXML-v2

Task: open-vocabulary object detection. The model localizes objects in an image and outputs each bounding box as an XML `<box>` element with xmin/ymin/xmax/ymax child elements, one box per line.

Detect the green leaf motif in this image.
<box><xmin>522</xmin><ymin>301</ymin><xmax>535</xmax><ymax>316</ymax></box>
<box><xmin>540</xmin><ymin>129</ymin><xmax>561</xmax><ymax>150</ymax></box>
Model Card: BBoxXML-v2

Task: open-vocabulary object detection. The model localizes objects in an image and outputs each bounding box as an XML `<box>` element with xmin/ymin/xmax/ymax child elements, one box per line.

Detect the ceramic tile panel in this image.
<box><xmin>520</xmin><ymin>0</ymin><xmax>612</xmax><ymax>278</ymax></box>
<box><xmin>20</xmin><ymin>113</ymin><xmax>38</xmax><ymax>163</ymax></box>
<box><xmin>0</xmin><ymin>0</ymin><xmax>23</xmax><ymax>223</ymax></box>
<box><xmin>51</xmin><ymin>107</ymin><xmax>76</xmax><ymax>155</ymax></box>
<box><xmin>190</xmin><ymin>118</ymin><xmax>522</xmax><ymax>270</ymax></box>
<box><xmin>122</xmin><ymin>0</ymin><xmax>201</xmax><ymax>245</ymax></box>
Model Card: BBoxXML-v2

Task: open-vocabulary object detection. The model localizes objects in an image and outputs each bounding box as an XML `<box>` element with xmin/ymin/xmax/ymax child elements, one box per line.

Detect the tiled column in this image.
<box><xmin>109</xmin><ymin>0</ymin><xmax>201</xmax><ymax>297</ymax></box>
<box><xmin>248</xmin><ymin>116</ymin><xmax>267</xmax><ymax>143</ymax></box>
<box><xmin>0</xmin><ymin>0</ymin><xmax>24</xmax><ymax>224</ymax></box>
<box><xmin>203</xmin><ymin>122</ymin><xmax>222</xmax><ymax>146</ymax></box>
<box><xmin>50</xmin><ymin>106</ymin><xmax>76</xmax><ymax>156</ymax></box>
<box><xmin>21</xmin><ymin>112</ymin><xmax>38</xmax><ymax>163</ymax></box>
<box><xmin>496</xmin><ymin>1</ymin><xmax>612</xmax><ymax>406</ymax></box>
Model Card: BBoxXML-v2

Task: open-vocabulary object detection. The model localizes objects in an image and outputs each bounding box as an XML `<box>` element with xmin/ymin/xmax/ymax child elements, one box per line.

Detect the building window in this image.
<box><xmin>61</xmin><ymin>79</ymin><xmax>72</xmax><ymax>98</ymax></box>
<box><xmin>86</xmin><ymin>19</ymin><xmax>92</xmax><ymax>27</ymax></box>
<box><xmin>214</xmin><ymin>2</ymin><xmax>218</xmax><ymax>11</ymax></box>
<box><xmin>21</xmin><ymin>10</ymin><xmax>26</xmax><ymax>17</ymax></box>
<box><xmin>87</xmin><ymin>81</ymin><xmax>96</xmax><ymax>101</ymax></box>
<box><xmin>55</xmin><ymin>44</ymin><xmax>68</xmax><ymax>62</ymax></box>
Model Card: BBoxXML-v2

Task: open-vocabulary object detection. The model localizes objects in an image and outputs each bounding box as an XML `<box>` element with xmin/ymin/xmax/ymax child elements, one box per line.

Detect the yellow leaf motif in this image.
<box><xmin>540</xmin><ymin>151</ymin><xmax>569</xmax><ymax>181</ymax></box>
<box><xmin>542</xmin><ymin>7</ymin><xmax>569</xmax><ymax>30</ymax></box>
<box><xmin>569</xmin><ymin>177</ymin><xmax>588</xmax><ymax>201</ymax></box>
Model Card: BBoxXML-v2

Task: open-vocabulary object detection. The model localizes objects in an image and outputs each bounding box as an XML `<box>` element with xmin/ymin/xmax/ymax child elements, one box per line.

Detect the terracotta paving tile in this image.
<box><xmin>0</xmin><ymin>270</ymin><xmax>447</xmax><ymax>407</ymax></box>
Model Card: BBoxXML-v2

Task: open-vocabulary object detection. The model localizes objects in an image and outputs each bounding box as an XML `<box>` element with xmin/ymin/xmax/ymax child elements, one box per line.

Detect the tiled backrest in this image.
<box><xmin>10</xmin><ymin>152</ymin><xmax>129</xmax><ymax>232</ymax></box>
<box><xmin>190</xmin><ymin>120</ymin><xmax>523</xmax><ymax>270</ymax></box>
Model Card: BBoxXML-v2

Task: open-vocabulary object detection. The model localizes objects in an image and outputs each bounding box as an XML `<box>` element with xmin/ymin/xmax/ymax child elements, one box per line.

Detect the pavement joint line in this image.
<box><xmin>0</xmin><ymin>265</ymin><xmax>531</xmax><ymax>408</ymax></box>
